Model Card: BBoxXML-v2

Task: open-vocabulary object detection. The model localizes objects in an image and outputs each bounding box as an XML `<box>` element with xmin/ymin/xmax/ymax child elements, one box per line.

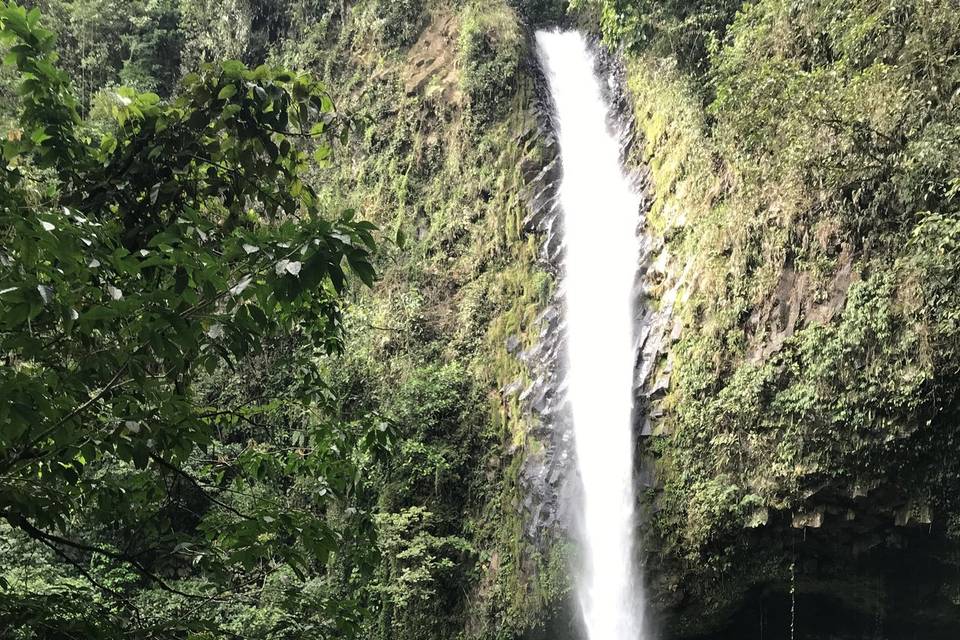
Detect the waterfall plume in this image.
<box><xmin>535</xmin><ymin>30</ymin><xmax>646</xmax><ymax>640</ymax></box>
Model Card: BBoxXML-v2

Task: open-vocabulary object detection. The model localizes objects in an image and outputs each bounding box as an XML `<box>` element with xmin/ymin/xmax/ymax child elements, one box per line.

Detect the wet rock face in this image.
<box><xmin>513</xmin><ymin>44</ymin><xmax>577</xmax><ymax>545</ymax></box>
<box><xmin>512</xmin><ymin>33</ymin><xmax>960</xmax><ymax>640</ymax></box>
<box><xmin>589</xmin><ymin>40</ymin><xmax>671</xmax><ymax>443</ymax></box>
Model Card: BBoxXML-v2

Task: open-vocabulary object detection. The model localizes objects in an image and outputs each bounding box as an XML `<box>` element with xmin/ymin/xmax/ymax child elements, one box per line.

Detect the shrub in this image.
<box><xmin>372</xmin><ymin>0</ymin><xmax>427</xmax><ymax>49</ymax></box>
<box><xmin>458</xmin><ymin>3</ymin><xmax>523</xmax><ymax>124</ymax></box>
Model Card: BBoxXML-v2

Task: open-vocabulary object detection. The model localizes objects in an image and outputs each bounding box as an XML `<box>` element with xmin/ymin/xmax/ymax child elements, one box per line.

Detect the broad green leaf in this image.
<box><xmin>217</xmin><ymin>84</ymin><xmax>237</xmax><ymax>100</ymax></box>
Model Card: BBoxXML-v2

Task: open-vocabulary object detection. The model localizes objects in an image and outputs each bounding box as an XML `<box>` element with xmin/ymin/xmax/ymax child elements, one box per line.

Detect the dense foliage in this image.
<box><xmin>3</xmin><ymin>0</ymin><xmax>959</xmax><ymax>638</ymax></box>
<box><xmin>0</xmin><ymin>2</ymin><xmax>386</xmax><ymax>637</ymax></box>
<box><xmin>1</xmin><ymin>1</ymin><xmax>564</xmax><ymax>638</ymax></box>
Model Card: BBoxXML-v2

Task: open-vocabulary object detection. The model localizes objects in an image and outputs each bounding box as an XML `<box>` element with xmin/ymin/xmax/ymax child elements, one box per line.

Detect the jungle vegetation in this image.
<box><xmin>2</xmin><ymin>0</ymin><xmax>959</xmax><ymax>639</ymax></box>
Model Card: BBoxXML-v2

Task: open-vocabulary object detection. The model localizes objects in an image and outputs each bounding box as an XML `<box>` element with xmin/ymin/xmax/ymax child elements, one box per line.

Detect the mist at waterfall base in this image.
<box><xmin>536</xmin><ymin>31</ymin><xmax>646</xmax><ymax>640</ymax></box>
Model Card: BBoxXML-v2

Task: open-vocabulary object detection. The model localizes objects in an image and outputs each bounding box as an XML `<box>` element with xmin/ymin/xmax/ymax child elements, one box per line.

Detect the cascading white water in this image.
<box><xmin>536</xmin><ymin>31</ymin><xmax>645</xmax><ymax>640</ymax></box>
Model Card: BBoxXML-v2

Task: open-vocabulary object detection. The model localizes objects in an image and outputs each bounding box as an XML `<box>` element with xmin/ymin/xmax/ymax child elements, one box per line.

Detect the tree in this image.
<box><xmin>0</xmin><ymin>2</ymin><xmax>387</xmax><ymax>636</ymax></box>
<box><xmin>33</xmin><ymin>0</ymin><xmax>184</xmax><ymax>102</ymax></box>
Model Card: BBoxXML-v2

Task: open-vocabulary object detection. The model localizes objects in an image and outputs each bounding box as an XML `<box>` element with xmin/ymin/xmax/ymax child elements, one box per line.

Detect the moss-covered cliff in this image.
<box><xmin>3</xmin><ymin>1</ymin><xmax>571</xmax><ymax>637</ymax></box>
<box><xmin>271</xmin><ymin>3</ymin><xmax>574</xmax><ymax>638</ymax></box>
<box><xmin>586</xmin><ymin>1</ymin><xmax>960</xmax><ymax>637</ymax></box>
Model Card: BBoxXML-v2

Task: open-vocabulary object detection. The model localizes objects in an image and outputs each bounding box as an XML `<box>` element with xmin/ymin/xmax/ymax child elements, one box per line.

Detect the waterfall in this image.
<box><xmin>535</xmin><ymin>31</ymin><xmax>646</xmax><ymax>640</ymax></box>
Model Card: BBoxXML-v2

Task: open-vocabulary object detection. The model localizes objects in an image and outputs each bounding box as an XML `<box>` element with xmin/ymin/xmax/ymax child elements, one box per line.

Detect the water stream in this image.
<box><xmin>535</xmin><ymin>30</ymin><xmax>646</xmax><ymax>640</ymax></box>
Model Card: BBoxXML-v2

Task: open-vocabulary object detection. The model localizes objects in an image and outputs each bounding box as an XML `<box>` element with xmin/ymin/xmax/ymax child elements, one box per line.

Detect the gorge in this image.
<box><xmin>1</xmin><ymin>2</ymin><xmax>959</xmax><ymax>640</ymax></box>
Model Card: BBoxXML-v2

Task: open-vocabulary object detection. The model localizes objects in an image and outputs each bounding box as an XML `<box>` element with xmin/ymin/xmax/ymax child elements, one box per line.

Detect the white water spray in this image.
<box><xmin>536</xmin><ymin>31</ymin><xmax>645</xmax><ymax>640</ymax></box>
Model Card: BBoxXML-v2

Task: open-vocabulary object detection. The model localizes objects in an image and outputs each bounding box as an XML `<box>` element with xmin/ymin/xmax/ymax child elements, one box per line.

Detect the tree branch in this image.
<box><xmin>1</xmin><ymin>512</ymin><xmax>216</xmax><ymax>601</ymax></box>
<box><xmin>34</xmin><ymin>535</ymin><xmax>129</xmax><ymax>602</ymax></box>
<box><xmin>150</xmin><ymin>454</ymin><xmax>256</xmax><ymax>522</ymax></box>
<box><xmin>4</xmin><ymin>362</ymin><xmax>129</xmax><ymax>472</ymax></box>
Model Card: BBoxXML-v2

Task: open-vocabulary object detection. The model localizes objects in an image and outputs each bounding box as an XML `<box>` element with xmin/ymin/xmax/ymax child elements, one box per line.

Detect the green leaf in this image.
<box><xmin>99</xmin><ymin>133</ymin><xmax>117</xmax><ymax>154</ymax></box>
<box><xmin>217</xmin><ymin>84</ymin><xmax>238</xmax><ymax>100</ymax></box>
<box><xmin>346</xmin><ymin>253</ymin><xmax>375</xmax><ymax>287</ymax></box>
<box><xmin>79</xmin><ymin>305</ymin><xmax>118</xmax><ymax>323</ymax></box>
<box><xmin>313</xmin><ymin>145</ymin><xmax>331</xmax><ymax>163</ymax></box>
<box><xmin>221</xmin><ymin>60</ymin><xmax>245</xmax><ymax>78</ymax></box>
